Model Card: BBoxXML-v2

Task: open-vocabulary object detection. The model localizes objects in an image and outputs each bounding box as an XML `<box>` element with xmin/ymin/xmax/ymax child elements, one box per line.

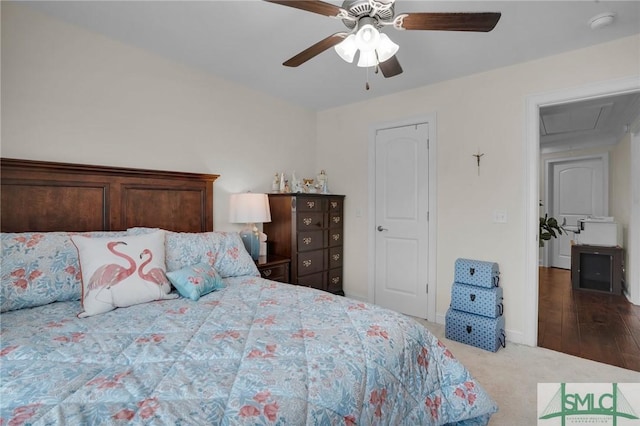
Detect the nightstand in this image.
<box><xmin>255</xmin><ymin>254</ymin><xmax>290</xmax><ymax>283</ymax></box>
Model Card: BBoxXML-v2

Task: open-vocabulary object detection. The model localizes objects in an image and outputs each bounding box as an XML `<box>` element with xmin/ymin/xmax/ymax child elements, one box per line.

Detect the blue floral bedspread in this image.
<box><xmin>1</xmin><ymin>276</ymin><xmax>497</xmax><ymax>425</ymax></box>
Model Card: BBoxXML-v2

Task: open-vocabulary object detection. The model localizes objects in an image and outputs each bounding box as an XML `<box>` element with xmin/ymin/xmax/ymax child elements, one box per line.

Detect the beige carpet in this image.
<box><xmin>412</xmin><ymin>319</ymin><xmax>640</xmax><ymax>425</ymax></box>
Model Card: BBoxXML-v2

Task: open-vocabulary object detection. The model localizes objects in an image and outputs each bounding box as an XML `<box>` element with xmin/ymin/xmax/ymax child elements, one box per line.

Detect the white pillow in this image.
<box><xmin>72</xmin><ymin>231</ymin><xmax>177</xmax><ymax>317</ymax></box>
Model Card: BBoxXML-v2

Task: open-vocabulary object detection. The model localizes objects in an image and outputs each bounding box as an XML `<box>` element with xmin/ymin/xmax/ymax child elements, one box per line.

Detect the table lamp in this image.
<box><xmin>229</xmin><ymin>193</ymin><xmax>271</xmax><ymax>260</ymax></box>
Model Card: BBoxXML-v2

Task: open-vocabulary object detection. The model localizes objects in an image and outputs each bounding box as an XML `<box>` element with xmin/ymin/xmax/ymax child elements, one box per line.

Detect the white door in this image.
<box><xmin>549</xmin><ymin>156</ymin><xmax>607</xmax><ymax>269</ymax></box>
<box><xmin>374</xmin><ymin>124</ymin><xmax>429</xmax><ymax>318</ymax></box>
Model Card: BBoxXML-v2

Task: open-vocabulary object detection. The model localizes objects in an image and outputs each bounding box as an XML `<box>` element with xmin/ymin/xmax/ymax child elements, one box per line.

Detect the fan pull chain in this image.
<box><xmin>365</xmin><ymin>66</ymin><xmax>370</xmax><ymax>91</ymax></box>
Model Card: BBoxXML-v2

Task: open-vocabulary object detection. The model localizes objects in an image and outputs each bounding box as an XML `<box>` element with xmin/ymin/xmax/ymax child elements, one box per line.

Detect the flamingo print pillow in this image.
<box><xmin>72</xmin><ymin>231</ymin><xmax>177</xmax><ymax>318</ymax></box>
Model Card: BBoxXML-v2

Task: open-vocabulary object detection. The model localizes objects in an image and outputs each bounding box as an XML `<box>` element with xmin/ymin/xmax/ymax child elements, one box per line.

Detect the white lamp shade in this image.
<box><xmin>376</xmin><ymin>33</ymin><xmax>399</xmax><ymax>63</ymax></box>
<box><xmin>229</xmin><ymin>193</ymin><xmax>271</xmax><ymax>224</ymax></box>
<box><xmin>335</xmin><ymin>34</ymin><xmax>357</xmax><ymax>63</ymax></box>
<box><xmin>355</xmin><ymin>23</ymin><xmax>380</xmax><ymax>52</ymax></box>
<box><xmin>357</xmin><ymin>50</ymin><xmax>378</xmax><ymax>68</ymax></box>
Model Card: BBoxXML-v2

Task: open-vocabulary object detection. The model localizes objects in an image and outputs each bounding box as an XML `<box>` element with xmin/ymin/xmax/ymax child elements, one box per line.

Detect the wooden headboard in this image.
<box><xmin>1</xmin><ymin>158</ymin><xmax>219</xmax><ymax>233</ymax></box>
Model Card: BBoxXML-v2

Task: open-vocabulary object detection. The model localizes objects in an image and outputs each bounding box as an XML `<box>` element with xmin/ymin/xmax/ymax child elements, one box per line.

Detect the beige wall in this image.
<box><xmin>0</xmin><ymin>3</ymin><xmax>317</xmax><ymax>230</ymax></box>
<box><xmin>317</xmin><ymin>35</ymin><xmax>640</xmax><ymax>341</ymax></box>
<box><xmin>3</xmin><ymin>3</ymin><xmax>639</xmax><ymax>343</ymax></box>
<box><xmin>611</xmin><ymin>133</ymin><xmax>631</xmax><ymax>245</ymax></box>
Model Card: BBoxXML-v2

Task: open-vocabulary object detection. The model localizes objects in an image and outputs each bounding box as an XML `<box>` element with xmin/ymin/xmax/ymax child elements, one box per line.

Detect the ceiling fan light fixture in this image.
<box><xmin>376</xmin><ymin>33</ymin><xmax>399</xmax><ymax>63</ymax></box>
<box><xmin>357</xmin><ymin>49</ymin><xmax>378</xmax><ymax>68</ymax></box>
<box><xmin>335</xmin><ymin>34</ymin><xmax>358</xmax><ymax>63</ymax></box>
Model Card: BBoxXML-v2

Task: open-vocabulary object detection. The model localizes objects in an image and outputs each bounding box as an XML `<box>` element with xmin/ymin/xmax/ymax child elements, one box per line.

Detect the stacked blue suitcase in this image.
<box><xmin>445</xmin><ymin>258</ymin><xmax>506</xmax><ymax>352</ymax></box>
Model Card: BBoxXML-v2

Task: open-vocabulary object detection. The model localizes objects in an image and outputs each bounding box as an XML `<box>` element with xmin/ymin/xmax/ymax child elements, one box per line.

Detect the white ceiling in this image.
<box><xmin>540</xmin><ymin>92</ymin><xmax>640</xmax><ymax>153</ymax></box>
<box><xmin>22</xmin><ymin>0</ymin><xmax>640</xmax><ymax>112</ymax></box>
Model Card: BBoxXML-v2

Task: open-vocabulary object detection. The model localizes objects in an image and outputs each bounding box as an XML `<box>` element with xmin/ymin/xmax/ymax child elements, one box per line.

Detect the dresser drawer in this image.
<box><xmin>297</xmin><ymin>212</ymin><xmax>324</xmax><ymax>230</ymax></box>
<box><xmin>297</xmin><ymin>249</ymin><xmax>325</xmax><ymax>276</ymax></box>
<box><xmin>329</xmin><ymin>246</ymin><xmax>343</xmax><ymax>269</ymax></box>
<box><xmin>297</xmin><ymin>197</ymin><xmax>323</xmax><ymax>212</ymax></box>
<box><xmin>327</xmin><ymin>268</ymin><xmax>343</xmax><ymax>294</ymax></box>
<box><xmin>297</xmin><ymin>230</ymin><xmax>324</xmax><ymax>252</ymax></box>
<box><xmin>258</xmin><ymin>263</ymin><xmax>288</xmax><ymax>283</ymax></box>
<box><xmin>255</xmin><ymin>255</ymin><xmax>290</xmax><ymax>284</ymax></box>
<box><xmin>328</xmin><ymin>229</ymin><xmax>342</xmax><ymax>247</ymax></box>
<box><xmin>328</xmin><ymin>198</ymin><xmax>343</xmax><ymax>212</ymax></box>
<box><xmin>329</xmin><ymin>212</ymin><xmax>343</xmax><ymax>229</ymax></box>
<box><xmin>296</xmin><ymin>271</ymin><xmax>325</xmax><ymax>291</ymax></box>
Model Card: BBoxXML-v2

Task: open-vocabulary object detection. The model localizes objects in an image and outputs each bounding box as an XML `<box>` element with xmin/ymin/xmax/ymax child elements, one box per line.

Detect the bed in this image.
<box><xmin>1</xmin><ymin>158</ymin><xmax>498</xmax><ymax>425</ymax></box>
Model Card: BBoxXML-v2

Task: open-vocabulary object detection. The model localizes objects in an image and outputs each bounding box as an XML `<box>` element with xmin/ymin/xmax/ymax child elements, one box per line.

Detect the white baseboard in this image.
<box><xmin>343</xmin><ymin>292</ymin><xmax>368</xmax><ymax>303</ymax></box>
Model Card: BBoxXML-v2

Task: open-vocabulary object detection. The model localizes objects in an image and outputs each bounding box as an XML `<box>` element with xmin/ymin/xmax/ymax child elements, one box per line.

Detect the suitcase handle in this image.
<box><xmin>498</xmin><ymin>303</ymin><xmax>503</xmax><ymax>316</ymax></box>
<box><xmin>499</xmin><ymin>331</ymin><xmax>506</xmax><ymax>348</ymax></box>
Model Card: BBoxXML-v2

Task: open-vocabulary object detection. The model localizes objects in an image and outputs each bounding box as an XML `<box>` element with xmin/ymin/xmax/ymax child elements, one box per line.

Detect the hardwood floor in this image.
<box><xmin>538</xmin><ymin>267</ymin><xmax>640</xmax><ymax>371</ymax></box>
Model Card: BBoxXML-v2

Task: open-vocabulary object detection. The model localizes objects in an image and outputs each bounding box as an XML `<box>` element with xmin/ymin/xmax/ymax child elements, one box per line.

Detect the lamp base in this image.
<box><xmin>240</xmin><ymin>227</ymin><xmax>260</xmax><ymax>261</ymax></box>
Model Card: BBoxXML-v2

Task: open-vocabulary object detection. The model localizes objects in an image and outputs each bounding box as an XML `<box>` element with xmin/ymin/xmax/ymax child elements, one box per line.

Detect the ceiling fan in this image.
<box><xmin>264</xmin><ymin>0</ymin><xmax>501</xmax><ymax>79</ymax></box>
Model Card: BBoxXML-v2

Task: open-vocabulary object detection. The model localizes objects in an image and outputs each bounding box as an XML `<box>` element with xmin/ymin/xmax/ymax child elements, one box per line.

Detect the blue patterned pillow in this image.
<box><xmin>1</xmin><ymin>231</ymin><xmax>128</xmax><ymax>312</ymax></box>
<box><xmin>166</xmin><ymin>262</ymin><xmax>225</xmax><ymax>301</ymax></box>
<box><xmin>128</xmin><ymin>228</ymin><xmax>259</xmax><ymax>278</ymax></box>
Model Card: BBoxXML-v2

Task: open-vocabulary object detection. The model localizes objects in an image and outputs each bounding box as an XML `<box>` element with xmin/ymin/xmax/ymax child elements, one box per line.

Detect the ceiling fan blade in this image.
<box><xmin>397</xmin><ymin>12</ymin><xmax>501</xmax><ymax>32</ymax></box>
<box><xmin>264</xmin><ymin>0</ymin><xmax>347</xmax><ymax>19</ymax></box>
<box><xmin>378</xmin><ymin>55</ymin><xmax>403</xmax><ymax>78</ymax></box>
<box><xmin>283</xmin><ymin>32</ymin><xmax>348</xmax><ymax>67</ymax></box>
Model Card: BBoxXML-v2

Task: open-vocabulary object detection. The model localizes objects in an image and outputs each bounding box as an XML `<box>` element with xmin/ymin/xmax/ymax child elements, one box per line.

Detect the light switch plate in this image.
<box><xmin>493</xmin><ymin>210</ymin><xmax>508</xmax><ymax>223</ymax></box>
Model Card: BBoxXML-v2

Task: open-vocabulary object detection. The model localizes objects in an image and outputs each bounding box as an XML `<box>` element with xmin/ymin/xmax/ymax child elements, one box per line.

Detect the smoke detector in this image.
<box><xmin>589</xmin><ymin>12</ymin><xmax>616</xmax><ymax>30</ymax></box>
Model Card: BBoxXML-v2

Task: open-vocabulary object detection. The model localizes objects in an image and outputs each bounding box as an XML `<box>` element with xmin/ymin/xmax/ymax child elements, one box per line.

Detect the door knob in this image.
<box><xmin>377</xmin><ymin>226</ymin><xmax>388</xmax><ymax>232</ymax></box>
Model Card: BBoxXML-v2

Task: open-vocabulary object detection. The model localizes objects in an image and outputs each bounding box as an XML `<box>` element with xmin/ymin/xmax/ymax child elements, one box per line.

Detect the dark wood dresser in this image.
<box><xmin>264</xmin><ymin>194</ymin><xmax>345</xmax><ymax>295</ymax></box>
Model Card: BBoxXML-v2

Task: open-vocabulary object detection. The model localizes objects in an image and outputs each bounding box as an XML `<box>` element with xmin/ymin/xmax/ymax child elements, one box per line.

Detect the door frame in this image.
<box><xmin>630</xmin><ymin>122</ymin><xmax>640</xmax><ymax>307</ymax></box>
<box><xmin>367</xmin><ymin>114</ymin><xmax>438</xmax><ymax>322</ymax></box>
<box><xmin>542</xmin><ymin>153</ymin><xmax>610</xmax><ymax>268</ymax></box>
<box><xmin>523</xmin><ymin>76</ymin><xmax>640</xmax><ymax>347</ymax></box>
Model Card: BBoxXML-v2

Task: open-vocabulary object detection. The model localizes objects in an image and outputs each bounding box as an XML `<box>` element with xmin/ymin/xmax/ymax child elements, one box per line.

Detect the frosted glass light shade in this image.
<box><xmin>335</xmin><ymin>34</ymin><xmax>357</xmax><ymax>63</ymax></box>
<box><xmin>376</xmin><ymin>33</ymin><xmax>399</xmax><ymax>63</ymax></box>
<box><xmin>335</xmin><ymin>19</ymin><xmax>398</xmax><ymax>68</ymax></box>
<box><xmin>357</xmin><ymin>50</ymin><xmax>378</xmax><ymax>68</ymax></box>
<box><xmin>229</xmin><ymin>193</ymin><xmax>271</xmax><ymax>224</ymax></box>
<box><xmin>355</xmin><ymin>23</ymin><xmax>380</xmax><ymax>52</ymax></box>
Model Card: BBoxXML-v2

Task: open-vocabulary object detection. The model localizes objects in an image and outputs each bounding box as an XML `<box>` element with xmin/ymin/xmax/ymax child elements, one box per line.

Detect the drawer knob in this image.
<box><xmin>303</xmin><ymin>218</ymin><xmax>313</xmax><ymax>226</ymax></box>
<box><xmin>333</xmin><ymin>217</ymin><xmax>341</xmax><ymax>224</ymax></box>
<box><xmin>307</xmin><ymin>201</ymin><xmax>315</xmax><ymax>208</ymax></box>
<box><xmin>332</xmin><ymin>234</ymin><xmax>340</xmax><ymax>241</ymax></box>
<box><xmin>331</xmin><ymin>201</ymin><xmax>338</xmax><ymax>208</ymax></box>
<box><xmin>332</xmin><ymin>254</ymin><xmax>340</xmax><ymax>261</ymax></box>
<box><xmin>303</xmin><ymin>237</ymin><xmax>312</xmax><ymax>245</ymax></box>
<box><xmin>262</xmin><ymin>269</ymin><xmax>272</xmax><ymax>277</ymax></box>
<box><xmin>303</xmin><ymin>260</ymin><xmax>312</xmax><ymax>268</ymax></box>
<box><xmin>332</xmin><ymin>277</ymin><xmax>340</xmax><ymax>284</ymax></box>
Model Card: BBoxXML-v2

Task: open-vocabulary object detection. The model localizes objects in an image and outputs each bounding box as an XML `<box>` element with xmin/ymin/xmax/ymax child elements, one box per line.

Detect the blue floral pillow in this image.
<box><xmin>166</xmin><ymin>262</ymin><xmax>225</xmax><ymax>301</ymax></box>
<box><xmin>1</xmin><ymin>230</ymin><xmax>128</xmax><ymax>312</ymax></box>
<box><xmin>128</xmin><ymin>228</ymin><xmax>259</xmax><ymax>278</ymax></box>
